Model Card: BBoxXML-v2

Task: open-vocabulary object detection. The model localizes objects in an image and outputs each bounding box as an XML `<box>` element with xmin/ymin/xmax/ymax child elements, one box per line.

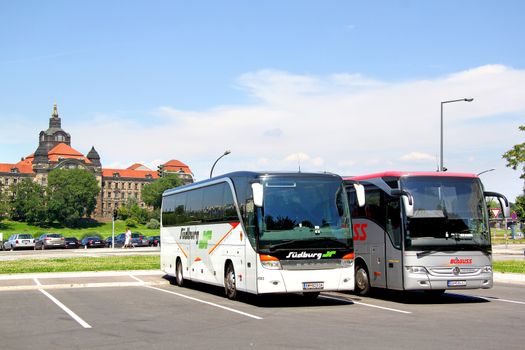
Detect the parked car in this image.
<box><xmin>80</xmin><ymin>236</ymin><xmax>106</xmax><ymax>248</ymax></box>
<box><xmin>3</xmin><ymin>234</ymin><xmax>35</xmax><ymax>251</ymax></box>
<box><xmin>113</xmin><ymin>233</ymin><xmax>126</xmax><ymax>248</ymax></box>
<box><xmin>148</xmin><ymin>235</ymin><xmax>160</xmax><ymax>247</ymax></box>
<box><xmin>105</xmin><ymin>236</ymin><xmax>114</xmax><ymax>247</ymax></box>
<box><xmin>131</xmin><ymin>233</ymin><xmax>149</xmax><ymax>247</ymax></box>
<box><xmin>113</xmin><ymin>232</ymin><xmax>148</xmax><ymax>247</ymax></box>
<box><xmin>65</xmin><ymin>237</ymin><xmax>81</xmax><ymax>249</ymax></box>
<box><xmin>35</xmin><ymin>233</ymin><xmax>66</xmax><ymax>250</ymax></box>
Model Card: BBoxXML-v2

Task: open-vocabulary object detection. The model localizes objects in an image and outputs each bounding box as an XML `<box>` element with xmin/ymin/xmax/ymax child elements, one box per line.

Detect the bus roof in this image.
<box><xmin>163</xmin><ymin>171</ymin><xmax>343</xmax><ymax>197</ymax></box>
<box><xmin>345</xmin><ymin>171</ymin><xmax>478</xmax><ymax>181</ymax></box>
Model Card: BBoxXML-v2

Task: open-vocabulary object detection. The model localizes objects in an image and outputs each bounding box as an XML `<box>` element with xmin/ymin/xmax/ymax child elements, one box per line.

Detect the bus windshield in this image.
<box><xmin>401</xmin><ymin>176</ymin><xmax>490</xmax><ymax>250</ymax></box>
<box><xmin>258</xmin><ymin>176</ymin><xmax>352</xmax><ymax>251</ymax></box>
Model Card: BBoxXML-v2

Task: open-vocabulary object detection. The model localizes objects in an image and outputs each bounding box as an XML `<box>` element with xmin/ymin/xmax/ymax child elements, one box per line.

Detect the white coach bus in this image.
<box><xmin>345</xmin><ymin>171</ymin><xmax>509</xmax><ymax>296</ymax></box>
<box><xmin>161</xmin><ymin>171</ymin><xmax>362</xmax><ymax>299</ymax></box>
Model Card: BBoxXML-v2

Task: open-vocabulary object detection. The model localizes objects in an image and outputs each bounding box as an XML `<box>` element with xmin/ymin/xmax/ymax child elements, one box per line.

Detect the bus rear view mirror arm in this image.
<box><xmin>391</xmin><ymin>189</ymin><xmax>414</xmax><ymax>217</ymax></box>
<box><xmin>484</xmin><ymin>191</ymin><xmax>510</xmax><ymax>218</ymax></box>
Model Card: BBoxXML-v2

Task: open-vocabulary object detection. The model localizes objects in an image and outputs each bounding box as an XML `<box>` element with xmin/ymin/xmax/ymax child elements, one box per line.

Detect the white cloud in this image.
<box><xmin>69</xmin><ymin>65</ymin><xmax>525</xmax><ymax>200</ymax></box>
<box><xmin>400</xmin><ymin>152</ymin><xmax>436</xmax><ymax>162</ymax></box>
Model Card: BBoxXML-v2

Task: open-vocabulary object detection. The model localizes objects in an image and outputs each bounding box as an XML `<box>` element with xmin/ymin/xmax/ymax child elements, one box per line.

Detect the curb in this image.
<box><xmin>0</xmin><ymin>270</ymin><xmax>164</xmax><ymax>280</ymax></box>
<box><xmin>0</xmin><ymin>270</ymin><xmax>169</xmax><ymax>292</ymax></box>
<box><xmin>493</xmin><ymin>272</ymin><xmax>525</xmax><ymax>285</ymax></box>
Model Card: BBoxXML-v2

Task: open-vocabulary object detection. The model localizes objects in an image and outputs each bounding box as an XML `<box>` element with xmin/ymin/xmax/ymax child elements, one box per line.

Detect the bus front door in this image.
<box><xmin>385</xmin><ymin>197</ymin><xmax>403</xmax><ymax>290</ymax></box>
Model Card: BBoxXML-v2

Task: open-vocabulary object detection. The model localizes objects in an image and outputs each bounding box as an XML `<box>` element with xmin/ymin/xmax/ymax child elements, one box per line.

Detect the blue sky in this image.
<box><xmin>1</xmin><ymin>1</ymin><xmax>524</xmax><ymax>200</ymax></box>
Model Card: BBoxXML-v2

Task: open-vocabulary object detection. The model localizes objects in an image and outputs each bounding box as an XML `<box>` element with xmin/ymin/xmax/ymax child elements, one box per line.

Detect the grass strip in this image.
<box><xmin>493</xmin><ymin>260</ymin><xmax>525</xmax><ymax>274</ymax></box>
<box><xmin>0</xmin><ymin>255</ymin><xmax>160</xmax><ymax>274</ymax></box>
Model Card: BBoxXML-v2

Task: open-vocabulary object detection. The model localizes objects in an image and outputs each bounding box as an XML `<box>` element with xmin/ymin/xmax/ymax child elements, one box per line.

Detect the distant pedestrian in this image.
<box><xmin>123</xmin><ymin>227</ymin><xmax>132</xmax><ymax>249</ymax></box>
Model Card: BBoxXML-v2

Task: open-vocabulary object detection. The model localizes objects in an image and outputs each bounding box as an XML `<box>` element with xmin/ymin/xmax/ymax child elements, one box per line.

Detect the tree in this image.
<box><xmin>503</xmin><ymin>125</ymin><xmax>525</xmax><ymax>220</ymax></box>
<box><xmin>502</xmin><ymin>125</ymin><xmax>525</xmax><ymax>180</ymax></box>
<box><xmin>47</xmin><ymin>168</ymin><xmax>100</xmax><ymax>227</ymax></box>
<box><xmin>9</xmin><ymin>179</ymin><xmax>47</xmax><ymax>225</ymax></box>
<box><xmin>513</xmin><ymin>195</ymin><xmax>525</xmax><ymax>221</ymax></box>
<box><xmin>0</xmin><ymin>190</ymin><xmax>9</xmax><ymax>222</ymax></box>
<box><xmin>142</xmin><ymin>174</ymin><xmax>183</xmax><ymax>209</ymax></box>
<box><xmin>117</xmin><ymin>197</ymin><xmax>149</xmax><ymax>224</ymax></box>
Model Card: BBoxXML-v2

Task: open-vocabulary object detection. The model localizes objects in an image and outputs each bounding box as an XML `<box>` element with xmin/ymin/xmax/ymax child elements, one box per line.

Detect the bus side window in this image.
<box><xmin>223</xmin><ymin>183</ymin><xmax>238</xmax><ymax>222</ymax></box>
<box><xmin>348</xmin><ymin>190</ymin><xmax>366</xmax><ymax>218</ymax></box>
<box><xmin>385</xmin><ymin>195</ymin><xmax>401</xmax><ymax>249</ymax></box>
<box><xmin>364</xmin><ymin>190</ymin><xmax>381</xmax><ymax>222</ymax></box>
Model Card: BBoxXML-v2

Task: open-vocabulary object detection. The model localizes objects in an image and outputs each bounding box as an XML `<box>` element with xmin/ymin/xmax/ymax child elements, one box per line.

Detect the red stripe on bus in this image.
<box><xmin>208</xmin><ymin>222</ymin><xmax>240</xmax><ymax>255</ymax></box>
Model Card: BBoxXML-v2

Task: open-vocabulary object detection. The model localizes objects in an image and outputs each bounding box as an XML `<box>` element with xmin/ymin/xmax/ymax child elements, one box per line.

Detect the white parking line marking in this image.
<box><xmin>128</xmin><ymin>274</ymin><xmax>145</xmax><ymax>284</ymax></box>
<box><xmin>319</xmin><ymin>295</ymin><xmax>412</xmax><ymax>314</ymax></box>
<box><xmin>145</xmin><ymin>285</ymin><xmax>263</xmax><ymax>320</ymax></box>
<box><xmin>33</xmin><ymin>278</ymin><xmax>92</xmax><ymax>329</ymax></box>
<box><xmin>476</xmin><ymin>295</ymin><xmax>525</xmax><ymax>305</ymax></box>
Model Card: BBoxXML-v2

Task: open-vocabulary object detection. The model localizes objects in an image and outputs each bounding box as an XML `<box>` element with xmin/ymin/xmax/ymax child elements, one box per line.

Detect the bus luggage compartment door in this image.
<box><xmin>370</xmin><ymin>245</ymin><xmax>386</xmax><ymax>288</ymax></box>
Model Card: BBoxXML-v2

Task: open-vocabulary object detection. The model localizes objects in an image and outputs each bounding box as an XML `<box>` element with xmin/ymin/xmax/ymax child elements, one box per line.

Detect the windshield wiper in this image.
<box><xmin>311</xmin><ymin>237</ymin><xmax>350</xmax><ymax>248</ymax></box>
<box><xmin>416</xmin><ymin>247</ymin><xmax>454</xmax><ymax>258</ymax></box>
<box><xmin>266</xmin><ymin>237</ymin><xmax>349</xmax><ymax>251</ymax></box>
<box><xmin>267</xmin><ymin>240</ymin><xmax>302</xmax><ymax>251</ymax></box>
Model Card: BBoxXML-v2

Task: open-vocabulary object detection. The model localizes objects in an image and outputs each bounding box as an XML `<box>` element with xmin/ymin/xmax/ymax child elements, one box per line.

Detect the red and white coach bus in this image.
<box><xmin>344</xmin><ymin>171</ymin><xmax>509</xmax><ymax>296</ymax></box>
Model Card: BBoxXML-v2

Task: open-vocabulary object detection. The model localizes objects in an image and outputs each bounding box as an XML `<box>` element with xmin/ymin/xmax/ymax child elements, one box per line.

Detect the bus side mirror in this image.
<box><xmin>391</xmin><ymin>189</ymin><xmax>414</xmax><ymax>217</ymax></box>
<box><xmin>252</xmin><ymin>183</ymin><xmax>264</xmax><ymax>207</ymax></box>
<box><xmin>484</xmin><ymin>191</ymin><xmax>510</xmax><ymax>218</ymax></box>
<box><xmin>353</xmin><ymin>183</ymin><xmax>365</xmax><ymax>207</ymax></box>
<box><xmin>402</xmin><ymin>195</ymin><xmax>414</xmax><ymax>218</ymax></box>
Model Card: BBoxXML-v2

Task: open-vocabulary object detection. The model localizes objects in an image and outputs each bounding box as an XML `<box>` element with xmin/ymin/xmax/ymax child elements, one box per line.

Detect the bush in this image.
<box><xmin>125</xmin><ymin>218</ymin><xmax>138</xmax><ymax>228</ymax></box>
<box><xmin>146</xmin><ymin>218</ymin><xmax>160</xmax><ymax>229</ymax></box>
<box><xmin>80</xmin><ymin>232</ymin><xmax>102</xmax><ymax>239</ymax></box>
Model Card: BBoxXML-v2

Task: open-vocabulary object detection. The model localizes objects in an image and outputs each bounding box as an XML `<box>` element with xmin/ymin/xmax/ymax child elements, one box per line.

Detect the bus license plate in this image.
<box><xmin>447</xmin><ymin>280</ymin><xmax>467</xmax><ymax>287</ymax></box>
<box><xmin>303</xmin><ymin>282</ymin><xmax>324</xmax><ymax>290</ymax></box>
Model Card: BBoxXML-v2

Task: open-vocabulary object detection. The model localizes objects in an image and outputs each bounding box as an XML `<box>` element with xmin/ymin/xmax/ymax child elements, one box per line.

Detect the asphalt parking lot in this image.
<box><xmin>0</xmin><ymin>271</ymin><xmax>524</xmax><ymax>350</ymax></box>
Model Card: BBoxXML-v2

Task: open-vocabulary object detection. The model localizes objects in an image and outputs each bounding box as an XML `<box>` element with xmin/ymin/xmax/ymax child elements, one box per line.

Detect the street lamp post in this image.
<box><xmin>477</xmin><ymin>168</ymin><xmax>495</xmax><ymax>176</ymax></box>
<box><xmin>210</xmin><ymin>150</ymin><xmax>231</xmax><ymax>178</ymax></box>
<box><xmin>440</xmin><ymin>98</ymin><xmax>474</xmax><ymax>172</ymax></box>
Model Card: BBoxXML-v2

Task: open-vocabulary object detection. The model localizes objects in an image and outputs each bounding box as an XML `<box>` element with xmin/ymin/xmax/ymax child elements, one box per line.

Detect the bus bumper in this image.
<box><xmin>256</xmin><ymin>267</ymin><xmax>354</xmax><ymax>294</ymax></box>
<box><xmin>404</xmin><ymin>271</ymin><xmax>493</xmax><ymax>290</ymax></box>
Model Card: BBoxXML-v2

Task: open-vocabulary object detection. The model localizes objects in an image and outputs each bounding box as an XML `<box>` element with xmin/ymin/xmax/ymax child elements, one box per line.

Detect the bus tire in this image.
<box><xmin>175</xmin><ymin>259</ymin><xmax>184</xmax><ymax>287</ymax></box>
<box><xmin>224</xmin><ymin>262</ymin><xmax>237</xmax><ymax>300</ymax></box>
<box><xmin>355</xmin><ymin>264</ymin><xmax>371</xmax><ymax>296</ymax></box>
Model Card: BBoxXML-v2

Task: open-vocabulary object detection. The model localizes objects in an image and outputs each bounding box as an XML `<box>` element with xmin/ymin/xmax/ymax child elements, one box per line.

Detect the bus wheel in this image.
<box><xmin>175</xmin><ymin>260</ymin><xmax>184</xmax><ymax>287</ymax></box>
<box><xmin>355</xmin><ymin>265</ymin><xmax>371</xmax><ymax>296</ymax></box>
<box><xmin>224</xmin><ymin>263</ymin><xmax>237</xmax><ymax>300</ymax></box>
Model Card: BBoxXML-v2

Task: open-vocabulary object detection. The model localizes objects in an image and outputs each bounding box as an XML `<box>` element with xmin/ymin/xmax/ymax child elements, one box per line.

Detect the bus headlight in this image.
<box><xmin>341</xmin><ymin>253</ymin><xmax>355</xmax><ymax>267</ymax></box>
<box><xmin>405</xmin><ymin>266</ymin><xmax>428</xmax><ymax>274</ymax></box>
<box><xmin>483</xmin><ymin>265</ymin><xmax>492</xmax><ymax>273</ymax></box>
<box><xmin>260</xmin><ymin>254</ymin><xmax>282</xmax><ymax>270</ymax></box>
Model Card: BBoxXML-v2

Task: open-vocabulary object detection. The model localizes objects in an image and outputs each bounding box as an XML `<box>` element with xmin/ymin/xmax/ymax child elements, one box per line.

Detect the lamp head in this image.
<box><xmin>464</xmin><ymin>98</ymin><xmax>474</xmax><ymax>102</ymax></box>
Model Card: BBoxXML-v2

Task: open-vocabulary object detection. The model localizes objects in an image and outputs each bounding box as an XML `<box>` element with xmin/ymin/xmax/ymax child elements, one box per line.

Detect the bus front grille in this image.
<box><xmin>427</xmin><ymin>267</ymin><xmax>481</xmax><ymax>276</ymax></box>
<box><xmin>280</xmin><ymin>259</ymin><xmax>342</xmax><ymax>270</ymax></box>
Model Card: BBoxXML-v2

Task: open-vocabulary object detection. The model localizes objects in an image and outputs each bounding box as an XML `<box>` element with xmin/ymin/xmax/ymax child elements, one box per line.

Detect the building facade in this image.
<box><xmin>0</xmin><ymin>104</ymin><xmax>193</xmax><ymax>219</ymax></box>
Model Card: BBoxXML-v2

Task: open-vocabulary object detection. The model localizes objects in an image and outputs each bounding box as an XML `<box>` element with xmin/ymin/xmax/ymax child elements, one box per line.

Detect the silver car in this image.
<box><xmin>35</xmin><ymin>233</ymin><xmax>66</xmax><ymax>250</ymax></box>
<box><xmin>3</xmin><ymin>234</ymin><xmax>36</xmax><ymax>251</ymax></box>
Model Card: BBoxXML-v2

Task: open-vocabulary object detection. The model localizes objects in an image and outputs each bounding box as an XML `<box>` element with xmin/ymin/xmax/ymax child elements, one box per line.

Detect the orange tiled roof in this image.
<box><xmin>0</xmin><ymin>163</ymin><xmax>15</xmax><ymax>173</ymax></box>
<box><xmin>47</xmin><ymin>143</ymin><xmax>91</xmax><ymax>163</ymax></box>
<box><xmin>127</xmin><ymin>163</ymin><xmax>152</xmax><ymax>171</ymax></box>
<box><xmin>164</xmin><ymin>159</ymin><xmax>192</xmax><ymax>174</ymax></box>
<box><xmin>14</xmin><ymin>158</ymin><xmax>34</xmax><ymax>173</ymax></box>
<box><xmin>102</xmin><ymin>168</ymin><xmax>158</xmax><ymax>179</ymax></box>
<box><xmin>0</xmin><ymin>160</ymin><xmax>33</xmax><ymax>174</ymax></box>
